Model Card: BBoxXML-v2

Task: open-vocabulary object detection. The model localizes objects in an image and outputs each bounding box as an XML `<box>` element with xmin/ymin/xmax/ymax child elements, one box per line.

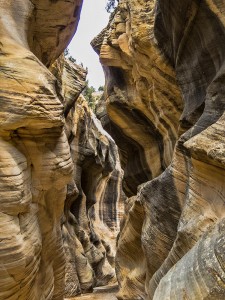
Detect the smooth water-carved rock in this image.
<box><xmin>0</xmin><ymin>1</ymin><xmax>123</xmax><ymax>299</ymax></box>
<box><xmin>92</xmin><ymin>0</ymin><xmax>183</xmax><ymax>197</ymax></box>
<box><xmin>63</xmin><ymin>93</ymin><xmax>124</xmax><ymax>297</ymax></box>
<box><xmin>0</xmin><ymin>1</ymin><xmax>83</xmax><ymax>299</ymax></box>
<box><xmin>95</xmin><ymin>0</ymin><xmax>225</xmax><ymax>299</ymax></box>
<box><xmin>116</xmin><ymin>196</ymin><xmax>147</xmax><ymax>300</ymax></box>
<box><xmin>52</xmin><ymin>56</ymin><xmax>123</xmax><ymax>297</ymax></box>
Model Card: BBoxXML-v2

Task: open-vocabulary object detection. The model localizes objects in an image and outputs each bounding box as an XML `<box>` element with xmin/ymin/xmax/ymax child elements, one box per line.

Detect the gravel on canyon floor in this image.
<box><xmin>65</xmin><ymin>285</ymin><xmax>119</xmax><ymax>300</ymax></box>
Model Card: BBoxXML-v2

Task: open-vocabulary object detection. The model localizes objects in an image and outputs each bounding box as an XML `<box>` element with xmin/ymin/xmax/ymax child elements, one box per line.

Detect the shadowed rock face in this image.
<box><xmin>2</xmin><ymin>0</ymin><xmax>225</xmax><ymax>299</ymax></box>
<box><xmin>0</xmin><ymin>1</ymin><xmax>123</xmax><ymax>299</ymax></box>
<box><xmin>92</xmin><ymin>0</ymin><xmax>183</xmax><ymax>197</ymax></box>
<box><xmin>51</xmin><ymin>57</ymin><xmax>124</xmax><ymax>297</ymax></box>
<box><xmin>63</xmin><ymin>93</ymin><xmax>124</xmax><ymax>297</ymax></box>
<box><xmin>94</xmin><ymin>0</ymin><xmax>225</xmax><ymax>299</ymax></box>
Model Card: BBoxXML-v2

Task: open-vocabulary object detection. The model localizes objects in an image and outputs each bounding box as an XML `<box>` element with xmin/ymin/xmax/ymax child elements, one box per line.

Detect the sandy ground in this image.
<box><xmin>65</xmin><ymin>285</ymin><xmax>119</xmax><ymax>300</ymax></box>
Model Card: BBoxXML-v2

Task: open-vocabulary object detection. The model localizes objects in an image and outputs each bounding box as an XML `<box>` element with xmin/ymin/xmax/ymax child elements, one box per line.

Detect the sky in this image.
<box><xmin>68</xmin><ymin>0</ymin><xmax>110</xmax><ymax>90</ymax></box>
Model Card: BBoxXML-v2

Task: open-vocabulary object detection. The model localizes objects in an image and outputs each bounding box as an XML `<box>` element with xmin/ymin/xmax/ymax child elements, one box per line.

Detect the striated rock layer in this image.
<box><xmin>52</xmin><ymin>56</ymin><xmax>124</xmax><ymax>297</ymax></box>
<box><xmin>0</xmin><ymin>1</ymin><xmax>123</xmax><ymax>300</ymax></box>
<box><xmin>61</xmin><ymin>61</ymin><xmax>124</xmax><ymax>296</ymax></box>
<box><xmin>92</xmin><ymin>0</ymin><xmax>183</xmax><ymax>197</ymax></box>
<box><xmin>94</xmin><ymin>0</ymin><xmax>225</xmax><ymax>299</ymax></box>
<box><xmin>0</xmin><ymin>1</ymin><xmax>83</xmax><ymax>299</ymax></box>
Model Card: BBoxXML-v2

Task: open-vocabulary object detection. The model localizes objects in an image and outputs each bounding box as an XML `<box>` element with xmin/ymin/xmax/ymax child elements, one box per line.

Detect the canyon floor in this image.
<box><xmin>66</xmin><ymin>285</ymin><xmax>119</xmax><ymax>300</ymax></box>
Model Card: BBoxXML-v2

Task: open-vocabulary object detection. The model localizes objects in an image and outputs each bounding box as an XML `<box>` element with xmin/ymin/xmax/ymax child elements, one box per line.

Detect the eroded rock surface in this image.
<box><xmin>51</xmin><ymin>53</ymin><xmax>124</xmax><ymax>298</ymax></box>
<box><xmin>65</xmin><ymin>285</ymin><xmax>119</xmax><ymax>300</ymax></box>
<box><xmin>63</xmin><ymin>92</ymin><xmax>123</xmax><ymax>297</ymax></box>
<box><xmin>0</xmin><ymin>1</ymin><xmax>83</xmax><ymax>299</ymax></box>
<box><xmin>92</xmin><ymin>0</ymin><xmax>183</xmax><ymax>197</ymax></box>
<box><xmin>0</xmin><ymin>1</ymin><xmax>123</xmax><ymax>299</ymax></box>
<box><xmin>94</xmin><ymin>0</ymin><xmax>225</xmax><ymax>299</ymax></box>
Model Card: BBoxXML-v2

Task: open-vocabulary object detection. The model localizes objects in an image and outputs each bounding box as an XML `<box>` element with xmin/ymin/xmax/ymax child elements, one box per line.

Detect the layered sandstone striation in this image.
<box><xmin>0</xmin><ymin>1</ymin><xmax>83</xmax><ymax>299</ymax></box>
<box><xmin>0</xmin><ymin>1</ymin><xmax>123</xmax><ymax>299</ymax></box>
<box><xmin>92</xmin><ymin>0</ymin><xmax>183</xmax><ymax>197</ymax></box>
<box><xmin>52</xmin><ymin>56</ymin><xmax>123</xmax><ymax>297</ymax></box>
<box><xmin>61</xmin><ymin>63</ymin><xmax>123</xmax><ymax>296</ymax></box>
<box><xmin>94</xmin><ymin>0</ymin><xmax>225</xmax><ymax>299</ymax></box>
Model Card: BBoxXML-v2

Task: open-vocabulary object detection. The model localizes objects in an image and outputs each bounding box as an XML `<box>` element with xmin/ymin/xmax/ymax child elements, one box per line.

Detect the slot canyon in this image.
<box><xmin>0</xmin><ymin>0</ymin><xmax>225</xmax><ymax>300</ymax></box>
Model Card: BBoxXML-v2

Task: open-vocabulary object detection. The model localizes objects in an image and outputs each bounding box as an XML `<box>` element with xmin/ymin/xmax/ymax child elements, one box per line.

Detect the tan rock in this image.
<box><xmin>63</xmin><ymin>94</ymin><xmax>124</xmax><ymax>297</ymax></box>
<box><xmin>0</xmin><ymin>1</ymin><xmax>83</xmax><ymax>299</ymax></box>
<box><xmin>94</xmin><ymin>0</ymin><xmax>225</xmax><ymax>299</ymax></box>
<box><xmin>92</xmin><ymin>0</ymin><xmax>183</xmax><ymax>197</ymax></box>
<box><xmin>0</xmin><ymin>1</ymin><xmax>123</xmax><ymax>299</ymax></box>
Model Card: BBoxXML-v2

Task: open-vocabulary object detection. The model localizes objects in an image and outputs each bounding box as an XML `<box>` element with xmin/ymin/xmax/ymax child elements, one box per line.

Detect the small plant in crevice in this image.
<box><xmin>82</xmin><ymin>80</ymin><xmax>96</xmax><ymax>110</ymax></box>
<box><xmin>82</xmin><ymin>81</ymin><xmax>104</xmax><ymax>111</ymax></box>
<box><xmin>64</xmin><ymin>48</ymin><xmax>77</xmax><ymax>64</ymax></box>
<box><xmin>106</xmin><ymin>0</ymin><xmax>119</xmax><ymax>13</ymax></box>
<box><xmin>98</xmin><ymin>86</ymin><xmax>104</xmax><ymax>92</ymax></box>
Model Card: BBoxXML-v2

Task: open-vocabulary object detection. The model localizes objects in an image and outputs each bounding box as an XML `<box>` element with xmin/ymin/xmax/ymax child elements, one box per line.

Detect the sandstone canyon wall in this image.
<box><xmin>0</xmin><ymin>1</ymin><xmax>123</xmax><ymax>299</ymax></box>
<box><xmin>1</xmin><ymin>0</ymin><xmax>225</xmax><ymax>299</ymax></box>
<box><xmin>51</xmin><ymin>57</ymin><xmax>124</xmax><ymax>297</ymax></box>
<box><xmin>94</xmin><ymin>0</ymin><xmax>225</xmax><ymax>299</ymax></box>
<box><xmin>63</xmin><ymin>92</ymin><xmax>123</xmax><ymax>297</ymax></box>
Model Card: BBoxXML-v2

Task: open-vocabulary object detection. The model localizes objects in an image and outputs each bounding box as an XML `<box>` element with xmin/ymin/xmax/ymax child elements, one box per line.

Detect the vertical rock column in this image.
<box><xmin>51</xmin><ymin>55</ymin><xmax>124</xmax><ymax>297</ymax></box>
<box><xmin>64</xmin><ymin>95</ymin><xmax>124</xmax><ymax>296</ymax></box>
<box><xmin>92</xmin><ymin>0</ymin><xmax>183</xmax><ymax>298</ymax></box>
<box><xmin>0</xmin><ymin>1</ymin><xmax>83</xmax><ymax>299</ymax></box>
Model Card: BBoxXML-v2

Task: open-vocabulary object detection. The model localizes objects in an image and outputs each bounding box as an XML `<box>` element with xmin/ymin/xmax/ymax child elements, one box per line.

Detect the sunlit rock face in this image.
<box><xmin>0</xmin><ymin>1</ymin><xmax>83</xmax><ymax>299</ymax></box>
<box><xmin>95</xmin><ymin>0</ymin><xmax>225</xmax><ymax>299</ymax></box>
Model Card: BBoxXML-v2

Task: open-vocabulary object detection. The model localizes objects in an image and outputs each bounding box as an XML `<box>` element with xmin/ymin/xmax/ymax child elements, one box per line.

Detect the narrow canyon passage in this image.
<box><xmin>0</xmin><ymin>1</ymin><xmax>225</xmax><ymax>300</ymax></box>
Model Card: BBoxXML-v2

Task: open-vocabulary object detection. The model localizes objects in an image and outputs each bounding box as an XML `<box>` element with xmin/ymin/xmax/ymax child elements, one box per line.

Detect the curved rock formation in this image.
<box><xmin>0</xmin><ymin>1</ymin><xmax>83</xmax><ymax>299</ymax></box>
<box><xmin>2</xmin><ymin>0</ymin><xmax>225</xmax><ymax>299</ymax></box>
<box><xmin>63</xmin><ymin>92</ymin><xmax>124</xmax><ymax>297</ymax></box>
<box><xmin>92</xmin><ymin>0</ymin><xmax>183</xmax><ymax>197</ymax></box>
<box><xmin>51</xmin><ymin>56</ymin><xmax>123</xmax><ymax>296</ymax></box>
<box><xmin>94</xmin><ymin>0</ymin><xmax>225</xmax><ymax>299</ymax></box>
<box><xmin>0</xmin><ymin>1</ymin><xmax>123</xmax><ymax>299</ymax></box>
